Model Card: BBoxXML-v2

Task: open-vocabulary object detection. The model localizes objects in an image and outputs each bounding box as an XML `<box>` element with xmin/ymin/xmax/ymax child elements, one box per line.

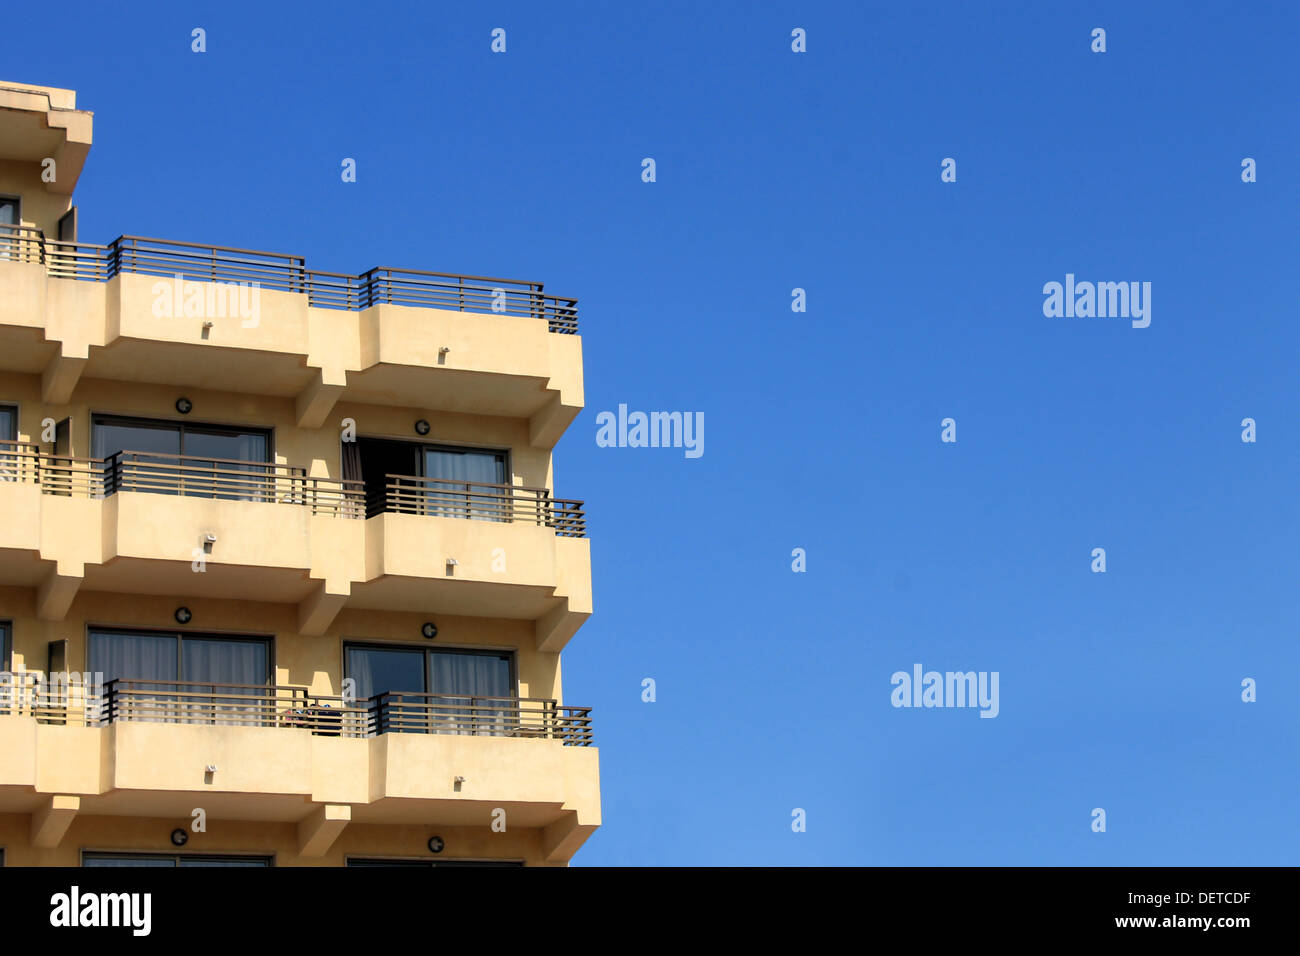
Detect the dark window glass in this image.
<box><xmin>84</xmin><ymin>853</ymin><xmax>269</xmax><ymax>867</ymax></box>
<box><xmin>0</xmin><ymin>407</ymin><xmax>17</xmax><ymax>482</ymax></box>
<box><xmin>345</xmin><ymin>645</ymin><xmax>515</xmax><ymax>735</ymax></box>
<box><xmin>347</xmin><ymin>858</ymin><xmax>523</xmax><ymax>867</ymax></box>
<box><xmin>83</xmin><ymin>855</ymin><xmax>176</xmax><ymax>867</ymax></box>
<box><xmin>1</xmin><ymin>621</ymin><xmax>10</xmax><ymax>671</ymax></box>
<box><xmin>91</xmin><ymin>417</ymin><xmax>271</xmax><ymax>501</ymax></box>
<box><xmin>176</xmin><ymin>857</ymin><xmax>270</xmax><ymax>867</ymax></box>
<box><xmin>0</xmin><ymin>198</ymin><xmax>19</xmax><ymax>263</ymax></box>
<box><xmin>92</xmin><ymin>421</ymin><xmax>181</xmax><ymax>460</ymax></box>
<box><xmin>345</xmin><ymin>646</ymin><xmax>425</xmax><ymax>699</ymax></box>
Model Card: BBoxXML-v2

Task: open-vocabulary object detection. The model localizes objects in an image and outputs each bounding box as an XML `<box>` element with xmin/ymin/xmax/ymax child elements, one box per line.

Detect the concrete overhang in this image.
<box><xmin>0</xmin><ymin>82</ymin><xmax>93</xmax><ymax>196</ymax></box>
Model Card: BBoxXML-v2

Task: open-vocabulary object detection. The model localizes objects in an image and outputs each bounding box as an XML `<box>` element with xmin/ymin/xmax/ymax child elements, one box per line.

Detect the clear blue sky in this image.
<box><xmin>13</xmin><ymin>0</ymin><xmax>1298</xmax><ymax>865</ymax></box>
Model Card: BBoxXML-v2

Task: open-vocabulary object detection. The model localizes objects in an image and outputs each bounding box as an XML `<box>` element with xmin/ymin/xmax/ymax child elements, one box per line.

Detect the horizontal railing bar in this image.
<box><xmin>113</xmin><ymin>234</ymin><xmax>306</xmax><ymax>263</ymax></box>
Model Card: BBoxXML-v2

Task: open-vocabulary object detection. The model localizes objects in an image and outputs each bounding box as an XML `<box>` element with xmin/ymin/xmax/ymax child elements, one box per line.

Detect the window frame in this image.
<box><xmin>81</xmin><ymin>851</ymin><xmax>273</xmax><ymax>867</ymax></box>
<box><xmin>86</xmin><ymin>625</ymin><xmax>274</xmax><ymax>685</ymax></box>
<box><xmin>341</xmin><ymin>641</ymin><xmax>517</xmax><ymax>698</ymax></box>
<box><xmin>345</xmin><ymin>857</ymin><xmax>524</xmax><ymax>867</ymax></box>
<box><xmin>90</xmin><ymin>413</ymin><xmax>273</xmax><ymax>462</ymax></box>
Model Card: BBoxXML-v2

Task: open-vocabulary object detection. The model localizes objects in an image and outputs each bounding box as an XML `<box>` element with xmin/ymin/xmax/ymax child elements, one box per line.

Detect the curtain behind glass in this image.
<box><xmin>181</xmin><ymin>638</ymin><xmax>269</xmax><ymax>727</ymax></box>
<box><xmin>423</xmin><ymin>449</ymin><xmax>508</xmax><ymax>521</ymax></box>
<box><xmin>87</xmin><ymin>631</ymin><xmax>178</xmax><ymax>724</ymax></box>
<box><xmin>429</xmin><ymin>651</ymin><xmax>513</xmax><ymax>735</ymax></box>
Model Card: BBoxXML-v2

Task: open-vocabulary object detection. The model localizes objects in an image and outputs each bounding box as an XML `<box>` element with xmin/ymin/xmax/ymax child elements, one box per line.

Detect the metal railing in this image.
<box><xmin>0</xmin><ymin>224</ymin><xmax>579</xmax><ymax>332</ymax></box>
<box><xmin>0</xmin><ymin>672</ymin><xmax>96</xmax><ymax>724</ymax></box>
<box><xmin>3</xmin><ymin>443</ymin><xmax>586</xmax><ymax>533</ymax></box>
<box><xmin>371</xmin><ymin>691</ymin><xmax>594</xmax><ymax>745</ymax></box>
<box><xmin>105</xmin><ymin>449</ymin><xmax>364</xmax><ymax>516</ymax></box>
<box><xmin>0</xmin><ymin>441</ymin><xmax>364</xmax><ymax>516</ymax></box>
<box><xmin>0</xmin><ymin>675</ymin><xmax>593</xmax><ymax>745</ymax></box>
<box><xmin>372</xmin><ymin>473</ymin><xmax>587</xmax><ymax>536</ymax></box>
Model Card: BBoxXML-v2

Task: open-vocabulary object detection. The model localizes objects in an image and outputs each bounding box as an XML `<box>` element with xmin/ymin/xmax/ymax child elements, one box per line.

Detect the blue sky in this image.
<box><xmin>12</xmin><ymin>0</ymin><xmax>1299</xmax><ymax>864</ymax></box>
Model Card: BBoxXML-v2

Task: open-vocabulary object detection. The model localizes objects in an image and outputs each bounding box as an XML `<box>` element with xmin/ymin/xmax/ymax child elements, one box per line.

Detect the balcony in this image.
<box><xmin>0</xmin><ymin>226</ymin><xmax>584</xmax><ymax>446</ymax></box>
<box><xmin>0</xmin><ymin>226</ymin><xmax>578</xmax><ymax>331</ymax></box>
<box><xmin>0</xmin><ymin>673</ymin><xmax>600</xmax><ymax>861</ymax></box>
<box><xmin>0</xmin><ymin>674</ymin><xmax>594</xmax><ymax>745</ymax></box>
<box><xmin>370</xmin><ymin>474</ymin><xmax>586</xmax><ymax>536</ymax></box>
<box><xmin>0</xmin><ymin>442</ymin><xmax>592</xmax><ymax>648</ymax></box>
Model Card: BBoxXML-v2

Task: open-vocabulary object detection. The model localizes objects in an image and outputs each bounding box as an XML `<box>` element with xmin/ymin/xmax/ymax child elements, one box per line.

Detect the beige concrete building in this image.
<box><xmin>0</xmin><ymin>81</ymin><xmax>598</xmax><ymax>866</ymax></box>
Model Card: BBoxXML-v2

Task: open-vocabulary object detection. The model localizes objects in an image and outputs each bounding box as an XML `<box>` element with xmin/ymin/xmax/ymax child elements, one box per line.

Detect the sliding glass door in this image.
<box><xmin>0</xmin><ymin>405</ymin><xmax>17</xmax><ymax>481</ymax></box>
<box><xmin>423</xmin><ymin>446</ymin><xmax>509</xmax><ymax>520</ymax></box>
<box><xmin>429</xmin><ymin>649</ymin><xmax>514</xmax><ymax>734</ymax></box>
<box><xmin>83</xmin><ymin>853</ymin><xmax>271</xmax><ymax>867</ymax></box>
<box><xmin>88</xmin><ymin>629</ymin><xmax>270</xmax><ymax>726</ymax></box>
<box><xmin>354</xmin><ymin>438</ymin><xmax>509</xmax><ymax>520</ymax></box>
<box><xmin>345</xmin><ymin>645</ymin><xmax>515</xmax><ymax>736</ymax></box>
<box><xmin>92</xmin><ymin>416</ymin><xmax>270</xmax><ymax>500</ymax></box>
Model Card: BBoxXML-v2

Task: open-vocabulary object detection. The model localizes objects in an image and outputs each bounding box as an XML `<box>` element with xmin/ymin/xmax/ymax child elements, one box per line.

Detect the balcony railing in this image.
<box><xmin>371</xmin><ymin>474</ymin><xmax>588</xmax><ymax>537</ymax></box>
<box><xmin>0</xmin><ymin>674</ymin><xmax>594</xmax><ymax>746</ymax></box>
<box><xmin>0</xmin><ymin>223</ymin><xmax>579</xmax><ymax>333</ymax></box>
<box><xmin>1</xmin><ymin>444</ymin><xmax>587</xmax><ymax>535</ymax></box>
<box><xmin>0</xmin><ymin>441</ymin><xmax>363</xmax><ymax>516</ymax></box>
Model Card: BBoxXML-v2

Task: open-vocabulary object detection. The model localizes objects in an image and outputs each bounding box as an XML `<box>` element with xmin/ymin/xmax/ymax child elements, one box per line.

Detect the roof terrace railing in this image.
<box><xmin>0</xmin><ymin>224</ymin><xmax>579</xmax><ymax>333</ymax></box>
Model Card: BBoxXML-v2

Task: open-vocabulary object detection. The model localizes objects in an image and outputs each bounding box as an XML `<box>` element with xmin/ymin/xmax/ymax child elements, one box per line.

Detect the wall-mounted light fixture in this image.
<box><xmin>174</xmin><ymin>606</ymin><xmax>193</xmax><ymax>625</ymax></box>
<box><xmin>170</xmin><ymin>828</ymin><xmax>189</xmax><ymax>847</ymax></box>
<box><xmin>415</xmin><ymin>419</ymin><xmax>431</xmax><ymax>436</ymax></box>
<box><xmin>202</xmin><ymin>533</ymin><xmax>217</xmax><ymax>554</ymax></box>
<box><xmin>175</xmin><ymin>398</ymin><xmax>193</xmax><ymax>415</ymax></box>
<box><xmin>421</xmin><ymin>622</ymin><xmax>438</xmax><ymax>640</ymax></box>
<box><xmin>428</xmin><ymin>836</ymin><xmax>445</xmax><ymax>854</ymax></box>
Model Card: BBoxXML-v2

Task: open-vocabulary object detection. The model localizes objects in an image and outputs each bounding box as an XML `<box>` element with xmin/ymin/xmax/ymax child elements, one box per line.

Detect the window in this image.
<box><xmin>346</xmin><ymin>858</ymin><xmax>523</xmax><ymax>867</ymax></box>
<box><xmin>0</xmin><ymin>196</ymin><xmax>19</xmax><ymax>261</ymax></box>
<box><xmin>92</xmin><ymin>414</ymin><xmax>271</xmax><ymax>501</ymax></box>
<box><xmin>345</xmin><ymin>644</ymin><xmax>515</xmax><ymax>735</ymax></box>
<box><xmin>83</xmin><ymin>853</ymin><xmax>271</xmax><ymax>867</ymax></box>
<box><xmin>88</xmin><ymin>628</ymin><xmax>271</xmax><ymax>726</ymax></box>
<box><xmin>352</xmin><ymin>437</ymin><xmax>510</xmax><ymax>520</ymax></box>
<box><xmin>0</xmin><ymin>405</ymin><xmax>16</xmax><ymax>482</ymax></box>
<box><xmin>0</xmin><ymin>622</ymin><xmax>9</xmax><ymax>671</ymax></box>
